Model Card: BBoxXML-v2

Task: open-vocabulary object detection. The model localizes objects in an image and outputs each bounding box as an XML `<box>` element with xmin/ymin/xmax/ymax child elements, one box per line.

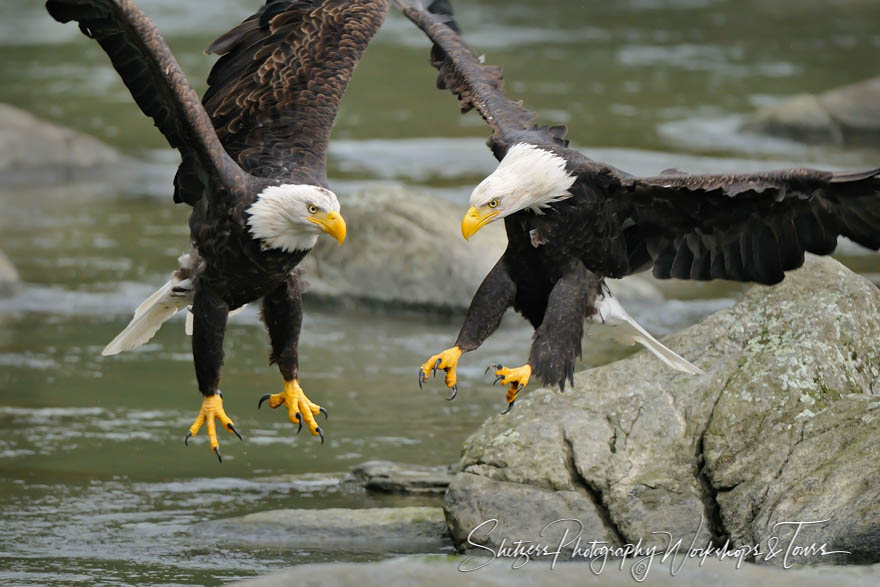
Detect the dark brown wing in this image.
<box><xmin>198</xmin><ymin>0</ymin><xmax>389</xmax><ymax>183</ymax></box>
<box><xmin>395</xmin><ymin>0</ymin><xmax>567</xmax><ymax>159</ymax></box>
<box><xmin>46</xmin><ymin>0</ymin><xmax>245</xmax><ymax>205</ymax></box>
<box><xmin>604</xmin><ymin>166</ymin><xmax>880</xmax><ymax>283</ymax></box>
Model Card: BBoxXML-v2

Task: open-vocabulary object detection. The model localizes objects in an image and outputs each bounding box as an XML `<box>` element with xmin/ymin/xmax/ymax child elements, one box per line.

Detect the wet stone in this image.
<box><xmin>233</xmin><ymin>553</ymin><xmax>880</xmax><ymax>587</ymax></box>
<box><xmin>351</xmin><ymin>460</ymin><xmax>455</xmax><ymax>495</ymax></box>
<box><xmin>196</xmin><ymin>506</ymin><xmax>451</xmax><ymax>554</ymax></box>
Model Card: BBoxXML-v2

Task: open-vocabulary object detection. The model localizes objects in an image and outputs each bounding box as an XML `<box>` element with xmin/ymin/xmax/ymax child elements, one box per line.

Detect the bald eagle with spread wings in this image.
<box><xmin>47</xmin><ymin>0</ymin><xmax>390</xmax><ymax>460</ymax></box>
<box><xmin>399</xmin><ymin>0</ymin><xmax>880</xmax><ymax>412</ymax></box>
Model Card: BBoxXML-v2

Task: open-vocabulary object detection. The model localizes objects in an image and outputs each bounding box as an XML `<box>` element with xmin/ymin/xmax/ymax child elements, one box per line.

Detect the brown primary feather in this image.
<box><xmin>46</xmin><ymin>0</ymin><xmax>247</xmax><ymax>206</ymax></box>
<box><xmin>397</xmin><ymin>0</ymin><xmax>567</xmax><ymax>158</ymax></box>
<box><xmin>399</xmin><ymin>0</ymin><xmax>880</xmax><ymax>286</ymax></box>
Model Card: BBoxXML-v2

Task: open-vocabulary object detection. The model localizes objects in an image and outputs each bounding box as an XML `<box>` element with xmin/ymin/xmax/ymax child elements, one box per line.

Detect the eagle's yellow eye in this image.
<box><xmin>488</xmin><ymin>199</ymin><xmax>500</xmax><ymax>209</ymax></box>
<box><xmin>308</xmin><ymin>204</ymin><xmax>319</xmax><ymax>214</ymax></box>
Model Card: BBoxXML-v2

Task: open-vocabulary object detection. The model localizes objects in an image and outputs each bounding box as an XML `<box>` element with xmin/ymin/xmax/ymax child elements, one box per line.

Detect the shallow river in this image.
<box><xmin>1</xmin><ymin>0</ymin><xmax>879</xmax><ymax>584</ymax></box>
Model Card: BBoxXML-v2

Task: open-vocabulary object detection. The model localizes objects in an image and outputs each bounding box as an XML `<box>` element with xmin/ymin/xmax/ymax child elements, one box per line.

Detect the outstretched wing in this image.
<box><xmin>395</xmin><ymin>0</ymin><xmax>567</xmax><ymax>159</ymax></box>
<box><xmin>46</xmin><ymin>0</ymin><xmax>245</xmax><ymax>205</ymax></box>
<box><xmin>197</xmin><ymin>0</ymin><xmax>390</xmax><ymax>184</ymax></box>
<box><xmin>604</xmin><ymin>166</ymin><xmax>880</xmax><ymax>283</ymax></box>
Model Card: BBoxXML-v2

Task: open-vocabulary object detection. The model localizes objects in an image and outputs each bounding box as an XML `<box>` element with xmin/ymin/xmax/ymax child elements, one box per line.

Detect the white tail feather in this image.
<box><xmin>184</xmin><ymin>304</ymin><xmax>247</xmax><ymax>336</ymax></box>
<box><xmin>592</xmin><ymin>293</ymin><xmax>703</xmax><ymax>375</ymax></box>
<box><xmin>103</xmin><ymin>280</ymin><xmax>191</xmax><ymax>356</ymax></box>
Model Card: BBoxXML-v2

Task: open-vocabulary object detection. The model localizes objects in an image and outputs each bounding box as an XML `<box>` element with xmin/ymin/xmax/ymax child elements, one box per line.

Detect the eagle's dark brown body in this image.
<box><xmin>48</xmin><ymin>0</ymin><xmax>389</xmax><ymax>453</ymax></box>
<box><xmin>402</xmin><ymin>0</ymin><xmax>880</xmax><ymax>394</ymax></box>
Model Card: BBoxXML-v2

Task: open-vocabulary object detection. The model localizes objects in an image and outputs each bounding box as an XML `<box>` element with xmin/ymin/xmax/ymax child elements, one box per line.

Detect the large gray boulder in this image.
<box><xmin>741</xmin><ymin>76</ymin><xmax>880</xmax><ymax>146</ymax></box>
<box><xmin>0</xmin><ymin>103</ymin><xmax>132</xmax><ymax>183</ymax></box>
<box><xmin>301</xmin><ymin>184</ymin><xmax>506</xmax><ymax>311</ymax></box>
<box><xmin>445</xmin><ymin>255</ymin><xmax>880</xmax><ymax>566</ymax></box>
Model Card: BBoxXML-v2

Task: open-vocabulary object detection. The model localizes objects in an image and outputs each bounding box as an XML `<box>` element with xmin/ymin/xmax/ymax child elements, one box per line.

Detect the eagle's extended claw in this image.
<box><xmin>317</xmin><ymin>426</ymin><xmax>325</xmax><ymax>445</ymax></box>
<box><xmin>491</xmin><ymin>364</ymin><xmax>532</xmax><ymax>413</ymax></box>
<box><xmin>419</xmin><ymin>347</ymin><xmax>463</xmax><ymax>399</ymax></box>
<box><xmin>447</xmin><ymin>385</ymin><xmax>458</xmax><ymax>401</ymax></box>
<box><xmin>259</xmin><ymin>380</ymin><xmax>325</xmax><ymax>440</ymax></box>
<box><xmin>186</xmin><ymin>393</ymin><xmax>240</xmax><ymax>461</ymax></box>
<box><xmin>257</xmin><ymin>393</ymin><xmax>271</xmax><ymax>409</ymax></box>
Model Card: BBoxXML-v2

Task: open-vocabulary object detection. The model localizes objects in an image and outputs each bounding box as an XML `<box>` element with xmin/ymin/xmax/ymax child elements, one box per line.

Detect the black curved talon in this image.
<box><xmin>501</xmin><ymin>400</ymin><xmax>516</xmax><ymax>415</ymax></box>
<box><xmin>213</xmin><ymin>447</ymin><xmax>222</xmax><ymax>463</ymax></box>
<box><xmin>227</xmin><ymin>423</ymin><xmax>243</xmax><ymax>441</ymax></box>
<box><xmin>316</xmin><ymin>426</ymin><xmax>325</xmax><ymax>445</ymax></box>
<box><xmin>485</xmin><ymin>363</ymin><xmax>502</xmax><ymax>375</ymax></box>
<box><xmin>419</xmin><ymin>369</ymin><xmax>426</xmax><ymax>389</ymax></box>
<box><xmin>184</xmin><ymin>431</ymin><xmax>192</xmax><ymax>446</ymax></box>
<box><xmin>257</xmin><ymin>393</ymin><xmax>271</xmax><ymax>410</ymax></box>
<box><xmin>447</xmin><ymin>385</ymin><xmax>458</xmax><ymax>401</ymax></box>
<box><xmin>319</xmin><ymin>407</ymin><xmax>329</xmax><ymax>420</ymax></box>
<box><xmin>295</xmin><ymin>412</ymin><xmax>303</xmax><ymax>434</ymax></box>
<box><xmin>493</xmin><ymin>375</ymin><xmax>503</xmax><ymax>386</ymax></box>
<box><xmin>433</xmin><ymin>358</ymin><xmax>441</xmax><ymax>377</ymax></box>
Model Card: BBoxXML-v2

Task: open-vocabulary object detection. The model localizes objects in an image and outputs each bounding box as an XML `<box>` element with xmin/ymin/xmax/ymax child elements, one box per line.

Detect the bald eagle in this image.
<box><xmin>398</xmin><ymin>0</ymin><xmax>880</xmax><ymax>411</ymax></box>
<box><xmin>47</xmin><ymin>0</ymin><xmax>390</xmax><ymax>460</ymax></box>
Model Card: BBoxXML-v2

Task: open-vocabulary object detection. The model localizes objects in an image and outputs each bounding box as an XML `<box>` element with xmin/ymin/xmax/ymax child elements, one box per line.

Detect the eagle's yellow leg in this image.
<box><xmin>185</xmin><ymin>393</ymin><xmax>242</xmax><ymax>462</ymax></box>
<box><xmin>258</xmin><ymin>379</ymin><xmax>326</xmax><ymax>443</ymax></box>
<box><xmin>491</xmin><ymin>364</ymin><xmax>532</xmax><ymax>414</ymax></box>
<box><xmin>419</xmin><ymin>346</ymin><xmax>463</xmax><ymax>400</ymax></box>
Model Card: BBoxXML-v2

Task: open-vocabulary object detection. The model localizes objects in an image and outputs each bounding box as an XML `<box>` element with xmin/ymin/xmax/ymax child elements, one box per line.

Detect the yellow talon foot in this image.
<box><xmin>257</xmin><ymin>380</ymin><xmax>326</xmax><ymax>443</ymax></box>
<box><xmin>490</xmin><ymin>364</ymin><xmax>532</xmax><ymax>414</ymax></box>
<box><xmin>419</xmin><ymin>346</ymin><xmax>463</xmax><ymax>400</ymax></box>
<box><xmin>185</xmin><ymin>393</ymin><xmax>242</xmax><ymax>462</ymax></box>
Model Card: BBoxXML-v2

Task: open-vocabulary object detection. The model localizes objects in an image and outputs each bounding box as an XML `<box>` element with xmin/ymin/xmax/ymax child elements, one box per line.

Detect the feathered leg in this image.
<box><xmin>419</xmin><ymin>257</ymin><xmax>516</xmax><ymax>399</ymax></box>
<box><xmin>491</xmin><ymin>259</ymin><xmax>595</xmax><ymax>413</ymax></box>
<box><xmin>257</xmin><ymin>273</ymin><xmax>326</xmax><ymax>443</ymax></box>
<box><xmin>185</xmin><ymin>286</ymin><xmax>241</xmax><ymax>462</ymax></box>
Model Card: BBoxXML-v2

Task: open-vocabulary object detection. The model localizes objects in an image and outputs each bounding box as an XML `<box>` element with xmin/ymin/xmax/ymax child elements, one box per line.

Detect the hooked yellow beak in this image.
<box><xmin>461</xmin><ymin>206</ymin><xmax>499</xmax><ymax>241</ymax></box>
<box><xmin>307</xmin><ymin>210</ymin><xmax>347</xmax><ymax>245</ymax></box>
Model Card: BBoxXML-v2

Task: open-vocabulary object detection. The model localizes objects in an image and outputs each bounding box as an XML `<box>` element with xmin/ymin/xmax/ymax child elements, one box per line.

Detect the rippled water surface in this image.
<box><xmin>2</xmin><ymin>0</ymin><xmax>880</xmax><ymax>584</ymax></box>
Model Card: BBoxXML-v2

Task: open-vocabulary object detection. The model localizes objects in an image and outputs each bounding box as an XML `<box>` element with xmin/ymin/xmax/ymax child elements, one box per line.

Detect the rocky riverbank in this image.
<box><xmin>216</xmin><ymin>256</ymin><xmax>879</xmax><ymax>584</ymax></box>
<box><xmin>443</xmin><ymin>255</ymin><xmax>880</xmax><ymax>566</ymax></box>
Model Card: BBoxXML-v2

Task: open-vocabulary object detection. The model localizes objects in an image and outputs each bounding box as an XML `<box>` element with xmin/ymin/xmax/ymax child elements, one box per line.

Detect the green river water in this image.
<box><xmin>1</xmin><ymin>0</ymin><xmax>880</xmax><ymax>584</ymax></box>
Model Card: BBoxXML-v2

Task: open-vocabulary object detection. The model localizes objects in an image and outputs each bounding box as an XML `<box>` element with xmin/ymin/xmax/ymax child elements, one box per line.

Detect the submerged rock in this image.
<box><xmin>0</xmin><ymin>102</ymin><xmax>132</xmax><ymax>183</ymax></box>
<box><xmin>352</xmin><ymin>460</ymin><xmax>454</xmax><ymax>495</ymax></box>
<box><xmin>197</xmin><ymin>506</ymin><xmax>450</xmax><ymax>554</ymax></box>
<box><xmin>444</xmin><ymin>255</ymin><xmax>880</xmax><ymax>565</ymax></box>
<box><xmin>741</xmin><ymin>76</ymin><xmax>880</xmax><ymax>146</ymax></box>
<box><xmin>234</xmin><ymin>554</ymin><xmax>880</xmax><ymax>587</ymax></box>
